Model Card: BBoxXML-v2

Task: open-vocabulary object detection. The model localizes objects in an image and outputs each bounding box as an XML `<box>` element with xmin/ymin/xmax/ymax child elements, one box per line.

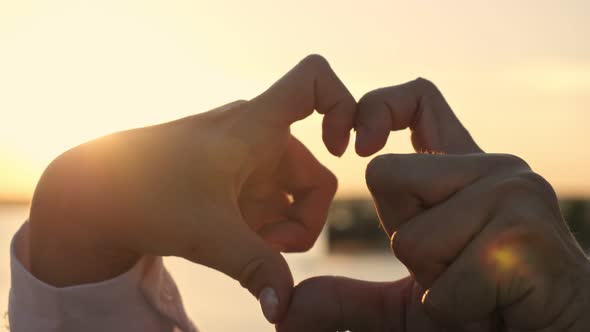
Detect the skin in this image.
<box><xmin>278</xmin><ymin>80</ymin><xmax>590</xmax><ymax>331</ymax></box>
<box><xmin>28</xmin><ymin>54</ymin><xmax>588</xmax><ymax>330</ymax></box>
<box><xmin>28</xmin><ymin>54</ymin><xmax>357</xmax><ymax>323</ymax></box>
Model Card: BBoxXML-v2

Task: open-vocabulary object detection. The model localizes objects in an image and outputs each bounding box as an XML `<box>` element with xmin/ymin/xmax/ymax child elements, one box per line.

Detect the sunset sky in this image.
<box><xmin>1</xmin><ymin>0</ymin><xmax>589</xmax><ymax>201</ymax></box>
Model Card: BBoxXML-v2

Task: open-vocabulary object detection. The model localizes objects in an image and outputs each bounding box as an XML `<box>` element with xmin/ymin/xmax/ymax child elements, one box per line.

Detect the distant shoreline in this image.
<box><xmin>0</xmin><ymin>195</ymin><xmax>587</xmax><ymax>207</ymax></box>
<box><xmin>0</xmin><ymin>199</ymin><xmax>30</xmax><ymax>206</ymax></box>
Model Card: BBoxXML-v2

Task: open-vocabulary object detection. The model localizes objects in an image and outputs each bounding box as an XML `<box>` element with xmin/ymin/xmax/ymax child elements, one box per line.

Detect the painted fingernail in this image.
<box><xmin>259</xmin><ymin>287</ymin><xmax>279</xmax><ymax>323</ymax></box>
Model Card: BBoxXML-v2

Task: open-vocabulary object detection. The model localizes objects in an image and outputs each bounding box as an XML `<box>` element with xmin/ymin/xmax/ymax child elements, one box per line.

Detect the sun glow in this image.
<box><xmin>490</xmin><ymin>246</ymin><xmax>519</xmax><ymax>273</ymax></box>
<box><xmin>1</xmin><ymin>0</ymin><xmax>589</xmax><ymax>201</ymax></box>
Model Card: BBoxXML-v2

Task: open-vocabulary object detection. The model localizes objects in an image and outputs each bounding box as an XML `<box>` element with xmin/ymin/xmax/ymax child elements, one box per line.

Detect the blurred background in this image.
<box><xmin>1</xmin><ymin>0</ymin><xmax>588</xmax><ymax>330</ymax></box>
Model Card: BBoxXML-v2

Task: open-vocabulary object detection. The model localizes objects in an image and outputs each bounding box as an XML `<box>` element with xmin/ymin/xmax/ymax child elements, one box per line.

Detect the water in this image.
<box><xmin>0</xmin><ymin>205</ymin><xmax>408</xmax><ymax>331</ymax></box>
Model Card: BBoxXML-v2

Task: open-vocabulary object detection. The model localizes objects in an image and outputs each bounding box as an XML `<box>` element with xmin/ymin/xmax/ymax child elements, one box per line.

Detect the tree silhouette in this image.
<box><xmin>563</xmin><ymin>199</ymin><xmax>590</xmax><ymax>253</ymax></box>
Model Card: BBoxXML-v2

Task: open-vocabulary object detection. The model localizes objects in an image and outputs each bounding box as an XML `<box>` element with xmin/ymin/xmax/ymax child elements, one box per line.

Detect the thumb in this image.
<box><xmin>183</xmin><ymin>213</ymin><xmax>294</xmax><ymax>324</ymax></box>
<box><xmin>278</xmin><ymin>276</ymin><xmax>443</xmax><ymax>332</ymax></box>
<box><xmin>422</xmin><ymin>256</ymin><xmax>501</xmax><ymax>332</ymax></box>
<box><xmin>278</xmin><ymin>276</ymin><xmax>404</xmax><ymax>332</ymax></box>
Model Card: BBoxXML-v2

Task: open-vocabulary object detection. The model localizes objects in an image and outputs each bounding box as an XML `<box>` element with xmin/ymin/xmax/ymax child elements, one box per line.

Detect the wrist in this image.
<box><xmin>29</xmin><ymin>150</ymin><xmax>139</xmax><ymax>287</ymax></box>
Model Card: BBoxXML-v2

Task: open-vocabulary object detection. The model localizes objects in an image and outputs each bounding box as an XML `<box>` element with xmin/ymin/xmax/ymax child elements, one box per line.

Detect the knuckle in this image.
<box><xmin>286</xmin><ymin>230</ymin><xmax>321</xmax><ymax>253</ymax></box>
<box><xmin>490</xmin><ymin>216</ymin><xmax>541</xmax><ymax>253</ymax></box>
<box><xmin>237</xmin><ymin>253</ymin><xmax>284</xmax><ymax>292</ymax></box>
<box><xmin>492</xmin><ymin>175</ymin><xmax>537</xmax><ymax>199</ymax></box>
<box><xmin>300</xmin><ymin>54</ymin><xmax>331</xmax><ymax>72</ymax></box>
<box><xmin>414</xmin><ymin>77</ymin><xmax>440</xmax><ymax>96</ymax></box>
<box><xmin>358</xmin><ymin>88</ymin><xmax>386</xmax><ymax>108</ymax></box>
<box><xmin>390</xmin><ymin>228</ymin><xmax>414</xmax><ymax>265</ymax></box>
<box><xmin>323</xmin><ymin>168</ymin><xmax>339</xmax><ymax>196</ymax></box>
<box><xmin>231</xmin><ymin>99</ymin><xmax>249</xmax><ymax>108</ymax></box>
<box><xmin>518</xmin><ymin>171</ymin><xmax>557</xmax><ymax>199</ymax></box>
<box><xmin>493</xmin><ymin>170</ymin><xmax>556</xmax><ymax>203</ymax></box>
<box><xmin>498</xmin><ymin>204</ymin><xmax>540</xmax><ymax>228</ymax></box>
<box><xmin>496</xmin><ymin>153</ymin><xmax>531</xmax><ymax>171</ymax></box>
<box><xmin>490</xmin><ymin>174</ymin><xmax>558</xmax><ymax>231</ymax></box>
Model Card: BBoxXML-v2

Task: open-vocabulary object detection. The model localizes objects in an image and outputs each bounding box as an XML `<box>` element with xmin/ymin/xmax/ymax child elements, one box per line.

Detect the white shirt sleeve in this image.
<box><xmin>8</xmin><ymin>221</ymin><xmax>198</xmax><ymax>332</ymax></box>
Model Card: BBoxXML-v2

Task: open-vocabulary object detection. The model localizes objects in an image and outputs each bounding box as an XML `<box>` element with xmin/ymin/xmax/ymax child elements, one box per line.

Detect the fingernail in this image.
<box><xmin>259</xmin><ymin>287</ymin><xmax>279</xmax><ymax>323</ymax></box>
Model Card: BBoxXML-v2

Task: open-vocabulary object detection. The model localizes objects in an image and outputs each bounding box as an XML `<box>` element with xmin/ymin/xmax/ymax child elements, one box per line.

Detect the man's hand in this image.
<box><xmin>277</xmin><ymin>78</ymin><xmax>481</xmax><ymax>331</ymax></box>
<box><xmin>367</xmin><ymin>153</ymin><xmax>590</xmax><ymax>331</ymax></box>
<box><xmin>278</xmin><ymin>80</ymin><xmax>590</xmax><ymax>331</ymax></box>
<box><xmin>276</xmin><ymin>275</ymin><xmax>443</xmax><ymax>331</ymax></box>
<box><xmin>28</xmin><ymin>54</ymin><xmax>356</xmax><ymax>323</ymax></box>
<box><xmin>279</xmin><ymin>153</ymin><xmax>590</xmax><ymax>331</ymax></box>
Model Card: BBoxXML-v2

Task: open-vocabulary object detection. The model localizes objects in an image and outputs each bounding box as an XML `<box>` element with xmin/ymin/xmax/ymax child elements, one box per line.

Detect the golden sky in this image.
<box><xmin>1</xmin><ymin>0</ymin><xmax>589</xmax><ymax>201</ymax></box>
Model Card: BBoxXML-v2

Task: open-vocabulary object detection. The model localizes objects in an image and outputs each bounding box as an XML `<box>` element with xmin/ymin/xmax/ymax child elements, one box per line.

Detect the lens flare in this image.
<box><xmin>490</xmin><ymin>246</ymin><xmax>519</xmax><ymax>272</ymax></box>
<box><xmin>421</xmin><ymin>289</ymin><xmax>430</xmax><ymax>304</ymax></box>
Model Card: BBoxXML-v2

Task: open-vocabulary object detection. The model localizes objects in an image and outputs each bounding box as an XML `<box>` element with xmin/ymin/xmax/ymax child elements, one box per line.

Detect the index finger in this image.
<box><xmin>355</xmin><ymin>78</ymin><xmax>482</xmax><ymax>156</ymax></box>
<box><xmin>258</xmin><ymin>136</ymin><xmax>337</xmax><ymax>252</ymax></box>
<box><xmin>247</xmin><ymin>54</ymin><xmax>357</xmax><ymax>156</ymax></box>
<box><xmin>365</xmin><ymin>153</ymin><xmax>530</xmax><ymax>237</ymax></box>
<box><xmin>277</xmin><ymin>276</ymin><xmax>442</xmax><ymax>332</ymax></box>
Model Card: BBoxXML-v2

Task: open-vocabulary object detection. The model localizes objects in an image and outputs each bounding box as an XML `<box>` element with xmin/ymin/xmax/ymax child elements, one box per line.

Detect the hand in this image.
<box><xmin>354</xmin><ymin>77</ymin><xmax>481</xmax><ymax>156</ymax></box>
<box><xmin>278</xmin><ymin>79</ymin><xmax>484</xmax><ymax>331</ymax></box>
<box><xmin>277</xmin><ymin>275</ymin><xmax>444</xmax><ymax>331</ymax></box>
<box><xmin>367</xmin><ymin>153</ymin><xmax>590</xmax><ymax>331</ymax></box>
<box><xmin>278</xmin><ymin>80</ymin><xmax>590</xmax><ymax>331</ymax></box>
<box><xmin>28</xmin><ymin>54</ymin><xmax>356</xmax><ymax>323</ymax></box>
<box><xmin>279</xmin><ymin>154</ymin><xmax>590</xmax><ymax>331</ymax></box>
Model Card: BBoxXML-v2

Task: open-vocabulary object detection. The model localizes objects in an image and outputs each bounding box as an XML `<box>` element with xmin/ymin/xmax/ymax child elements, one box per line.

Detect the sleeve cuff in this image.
<box><xmin>8</xmin><ymin>221</ymin><xmax>197</xmax><ymax>332</ymax></box>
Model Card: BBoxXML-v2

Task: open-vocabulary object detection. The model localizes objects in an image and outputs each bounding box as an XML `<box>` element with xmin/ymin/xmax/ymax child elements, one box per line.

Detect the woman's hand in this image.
<box><xmin>354</xmin><ymin>77</ymin><xmax>481</xmax><ymax>156</ymax></box>
<box><xmin>28</xmin><ymin>54</ymin><xmax>356</xmax><ymax>323</ymax></box>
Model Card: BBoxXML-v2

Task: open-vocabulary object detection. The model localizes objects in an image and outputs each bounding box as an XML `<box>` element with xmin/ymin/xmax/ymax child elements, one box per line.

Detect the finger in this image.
<box><xmin>259</xmin><ymin>136</ymin><xmax>337</xmax><ymax>252</ymax></box>
<box><xmin>391</xmin><ymin>175</ymin><xmax>501</xmax><ymax>289</ymax></box>
<box><xmin>394</xmin><ymin>212</ymin><xmax>507</xmax><ymax>331</ymax></box>
<box><xmin>391</xmin><ymin>167</ymin><xmax>558</xmax><ymax>290</ymax></box>
<box><xmin>182</xmin><ymin>208</ymin><xmax>293</xmax><ymax>324</ymax></box>
<box><xmin>422</xmin><ymin>199</ymin><xmax>577</xmax><ymax>331</ymax></box>
<box><xmin>356</xmin><ymin>78</ymin><xmax>482</xmax><ymax>156</ymax></box>
<box><xmin>258</xmin><ymin>220</ymin><xmax>311</xmax><ymax>252</ymax></box>
<box><xmin>277</xmin><ymin>276</ymin><xmax>435</xmax><ymax>332</ymax></box>
<box><xmin>386</xmin><ymin>166</ymin><xmax>566</xmax><ymax>329</ymax></box>
<box><xmin>247</xmin><ymin>54</ymin><xmax>356</xmax><ymax>156</ymax></box>
<box><xmin>277</xmin><ymin>276</ymin><xmax>493</xmax><ymax>332</ymax></box>
<box><xmin>239</xmin><ymin>189</ymin><xmax>291</xmax><ymax>232</ymax></box>
<box><xmin>421</xmin><ymin>223</ymin><xmax>502</xmax><ymax>328</ymax></box>
<box><xmin>365</xmin><ymin>153</ymin><xmax>530</xmax><ymax>237</ymax></box>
